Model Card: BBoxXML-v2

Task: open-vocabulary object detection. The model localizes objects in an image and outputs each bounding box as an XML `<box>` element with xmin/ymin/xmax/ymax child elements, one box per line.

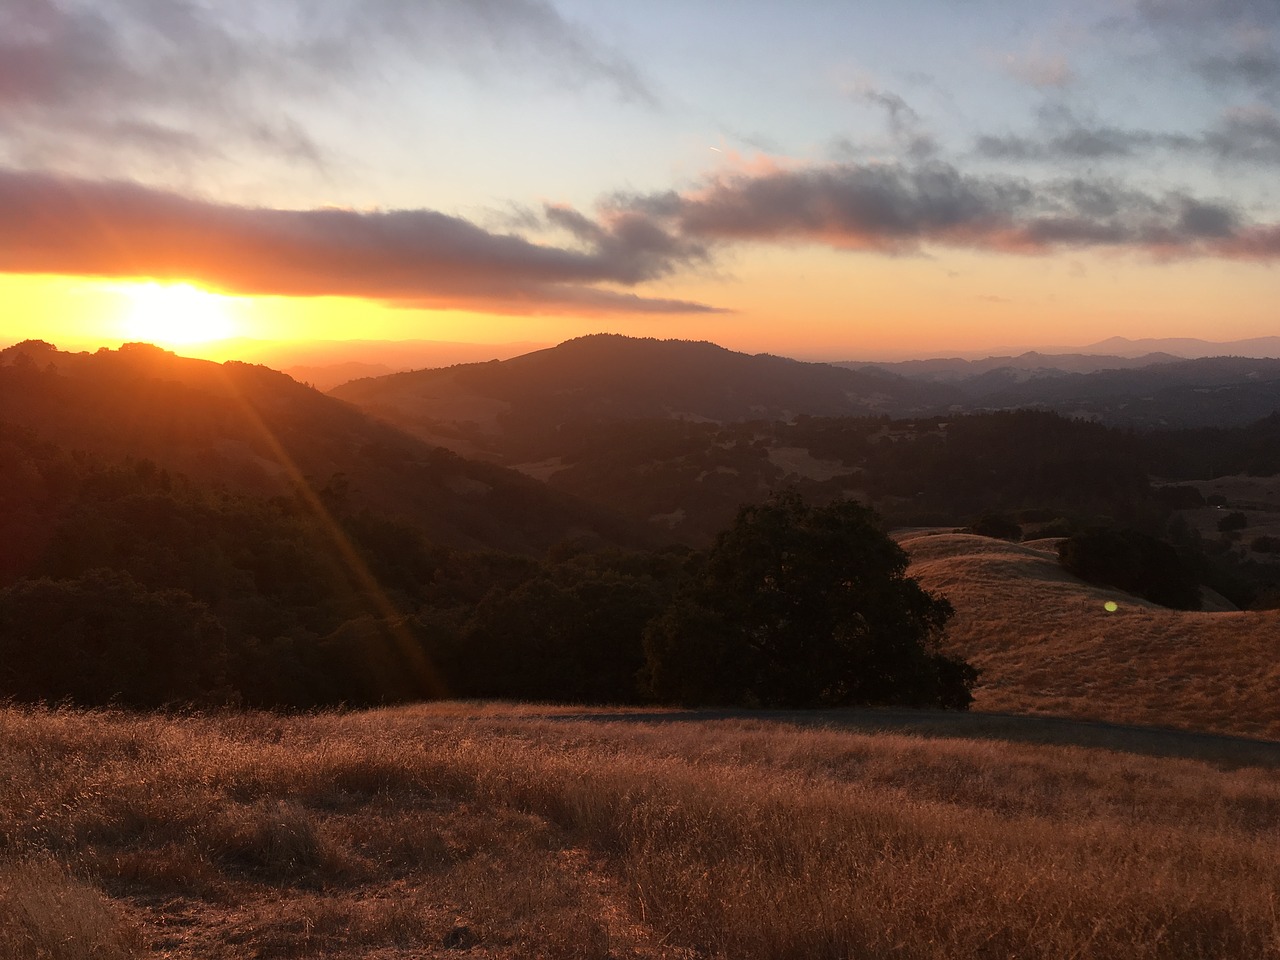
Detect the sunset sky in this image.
<box><xmin>3</xmin><ymin>0</ymin><xmax>1279</xmax><ymax>361</ymax></box>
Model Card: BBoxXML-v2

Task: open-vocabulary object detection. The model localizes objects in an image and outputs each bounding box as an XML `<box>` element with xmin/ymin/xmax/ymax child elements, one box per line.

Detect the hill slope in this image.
<box><xmin>0</xmin><ymin>340</ymin><xmax>641</xmax><ymax>555</ymax></box>
<box><xmin>330</xmin><ymin>334</ymin><xmax>953</xmax><ymax>457</ymax></box>
<box><xmin>902</xmin><ymin>532</ymin><xmax>1280</xmax><ymax>739</ymax></box>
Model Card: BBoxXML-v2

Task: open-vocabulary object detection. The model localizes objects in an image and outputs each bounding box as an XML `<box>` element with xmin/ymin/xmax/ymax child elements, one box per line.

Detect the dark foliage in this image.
<box><xmin>643</xmin><ymin>492</ymin><xmax>975</xmax><ymax>709</ymax></box>
<box><xmin>1217</xmin><ymin>512</ymin><xmax>1248</xmax><ymax>533</ymax></box>
<box><xmin>447</xmin><ymin>555</ymin><xmax>674</xmax><ymax>704</ymax></box>
<box><xmin>0</xmin><ymin>569</ymin><xmax>228</xmax><ymax>707</ymax></box>
<box><xmin>1058</xmin><ymin>528</ymin><xmax>1202</xmax><ymax>610</ymax></box>
<box><xmin>968</xmin><ymin>512</ymin><xmax>1022</xmax><ymax>541</ymax></box>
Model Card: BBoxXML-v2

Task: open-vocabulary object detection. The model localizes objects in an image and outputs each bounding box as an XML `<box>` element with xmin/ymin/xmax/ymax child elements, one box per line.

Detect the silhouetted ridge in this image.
<box><xmin>0</xmin><ymin>343</ymin><xmax>644</xmax><ymax>555</ymax></box>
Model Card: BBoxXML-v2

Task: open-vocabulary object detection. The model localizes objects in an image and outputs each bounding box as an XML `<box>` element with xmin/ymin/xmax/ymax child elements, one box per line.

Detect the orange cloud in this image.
<box><xmin>0</xmin><ymin>170</ymin><xmax>718</xmax><ymax>316</ymax></box>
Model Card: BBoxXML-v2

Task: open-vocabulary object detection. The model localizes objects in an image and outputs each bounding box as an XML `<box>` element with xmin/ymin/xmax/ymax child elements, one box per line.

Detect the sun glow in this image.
<box><xmin>119</xmin><ymin>282</ymin><xmax>240</xmax><ymax>346</ymax></box>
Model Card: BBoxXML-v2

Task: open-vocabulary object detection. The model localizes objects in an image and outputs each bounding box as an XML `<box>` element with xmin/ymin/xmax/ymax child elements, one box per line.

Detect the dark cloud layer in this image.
<box><xmin>0</xmin><ymin>170</ymin><xmax>716</xmax><ymax>314</ymax></box>
<box><xmin>605</xmin><ymin>161</ymin><xmax>1275</xmax><ymax>260</ymax></box>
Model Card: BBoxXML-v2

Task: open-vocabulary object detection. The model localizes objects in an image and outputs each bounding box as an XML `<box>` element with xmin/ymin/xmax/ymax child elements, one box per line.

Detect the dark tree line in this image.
<box><xmin>0</xmin><ymin>440</ymin><xmax>973</xmax><ymax>711</ymax></box>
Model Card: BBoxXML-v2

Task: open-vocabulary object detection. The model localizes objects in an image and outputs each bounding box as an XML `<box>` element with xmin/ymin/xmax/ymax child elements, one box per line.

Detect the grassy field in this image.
<box><xmin>902</xmin><ymin>532</ymin><xmax>1280</xmax><ymax>739</ymax></box>
<box><xmin>1</xmin><ymin>702</ymin><xmax>1277</xmax><ymax>959</ymax></box>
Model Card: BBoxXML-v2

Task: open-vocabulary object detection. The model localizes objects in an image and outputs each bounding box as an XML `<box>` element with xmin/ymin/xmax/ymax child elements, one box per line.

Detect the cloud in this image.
<box><xmin>976</xmin><ymin>127</ymin><xmax>1155</xmax><ymax>162</ymax></box>
<box><xmin>0</xmin><ymin>169</ymin><xmax>717</xmax><ymax>315</ymax></box>
<box><xmin>975</xmin><ymin>104</ymin><xmax>1280</xmax><ymax>166</ymax></box>
<box><xmin>1132</xmin><ymin>0</ymin><xmax>1280</xmax><ymax>98</ymax></box>
<box><xmin>849</xmin><ymin>87</ymin><xmax>938</xmax><ymax>159</ymax></box>
<box><xmin>1001</xmin><ymin>52</ymin><xmax>1074</xmax><ymax>89</ymax></box>
<box><xmin>0</xmin><ymin>0</ymin><xmax>655</xmax><ymax>178</ymax></box>
<box><xmin>608</xmin><ymin>160</ymin><xmax>1271</xmax><ymax>259</ymax></box>
<box><xmin>1204</xmin><ymin>105</ymin><xmax>1280</xmax><ymax>162</ymax></box>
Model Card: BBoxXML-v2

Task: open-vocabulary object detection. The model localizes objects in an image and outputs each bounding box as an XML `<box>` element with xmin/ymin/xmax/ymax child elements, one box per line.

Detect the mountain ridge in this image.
<box><xmin>0</xmin><ymin>340</ymin><xmax>646</xmax><ymax>555</ymax></box>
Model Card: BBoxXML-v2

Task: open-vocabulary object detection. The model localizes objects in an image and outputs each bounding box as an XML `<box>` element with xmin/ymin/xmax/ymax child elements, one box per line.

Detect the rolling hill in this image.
<box><xmin>329</xmin><ymin>333</ymin><xmax>954</xmax><ymax>457</ymax></box>
<box><xmin>0</xmin><ymin>340</ymin><xmax>642</xmax><ymax>556</ymax></box>
<box><xmin>902</xmin><ymin>531</ymin><xmax>1280</xmax><ymax>739</ymax></box>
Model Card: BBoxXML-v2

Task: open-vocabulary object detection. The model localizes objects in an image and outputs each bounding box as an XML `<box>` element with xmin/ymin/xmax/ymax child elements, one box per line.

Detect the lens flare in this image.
<box><xmin>119</xmin><ymin>282</ymin><xmax>238</xmax><ymax>346</ymax></box>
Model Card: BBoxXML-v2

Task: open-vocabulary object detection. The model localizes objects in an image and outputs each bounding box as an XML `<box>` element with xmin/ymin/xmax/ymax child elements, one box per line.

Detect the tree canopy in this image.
<box><xmin>643</xmin><ymin>492</ymin><xmax>975</xmax><ymax>709</ymax></box>
<box><xmin>1058</xmin><ymin>528</ymin><xmax>1201</xmax><ymax>610</ymax></box>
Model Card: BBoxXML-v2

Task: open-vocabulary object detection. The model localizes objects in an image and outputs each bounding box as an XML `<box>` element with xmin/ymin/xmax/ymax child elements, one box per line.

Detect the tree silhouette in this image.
<box><xmin>644</xmin><ymin>492</ymin><xmax>974</xmax><ymax>708</ymax></box>
<box><xmin>1058</xmin><ymin>528</ymin><xmax>1201</xmax><ymax>610</ymax></box>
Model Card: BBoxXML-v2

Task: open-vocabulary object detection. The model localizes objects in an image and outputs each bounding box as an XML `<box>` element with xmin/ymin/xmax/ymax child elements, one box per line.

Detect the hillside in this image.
<box><xmin>330</xmin><ymin>334</ymin><xmax>953</xmax><ymax>457</ymax></box>
<box><xmin>0</xmin><ymin>340</ymin><xmax>641</xmax><ymax>556</ymax></box>
<box><xmin>970</xmin><ymin>356</ymin><xmax>1280</xmax><ymax>428</ymax></box>
<box><xmin>902</xmin><ymin>532</ymin><xmax>1280</xmax><ymax>739</ymax></box>
<box><xmin>842</xmin><ymin>353</ymin><xmax>1280</xmax><ymax>428</ymax></box>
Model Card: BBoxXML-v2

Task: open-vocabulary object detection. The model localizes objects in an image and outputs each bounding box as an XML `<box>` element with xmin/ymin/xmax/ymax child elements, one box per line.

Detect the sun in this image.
<box><xmin>119</xmin><ymin>282</ymin><xmax>239</xmax><ymax>346</ymax></box>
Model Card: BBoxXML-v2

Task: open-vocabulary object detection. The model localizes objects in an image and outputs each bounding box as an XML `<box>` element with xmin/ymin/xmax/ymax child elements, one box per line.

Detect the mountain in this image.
<box><xmin>330</xmin><ymin>334</ymin><xmax>954</xmax><ymax>458</ymax></box>
<box><xmin>839</xmin><ymin>350</ymin><xmax>1280</xmax><ymax>427</ymax></box>
<box><xmin>969</xmin><ymin>356</ymin><xmax>1280</xmax><ymax>428</ymax></box>
<box><xmin>1075</xmin><ymin>336</ymin><xmax>1280</xmax><ymax>360</ymax></box>
<box><xmin>0</xmin><ymin>340</ymin><xmax>643</xmax><ymax>555</ymax></box>
<box><xmin>836</xmin><ymin>351</ymin><xmax>1184</xmax><ymax>383</ymax></box>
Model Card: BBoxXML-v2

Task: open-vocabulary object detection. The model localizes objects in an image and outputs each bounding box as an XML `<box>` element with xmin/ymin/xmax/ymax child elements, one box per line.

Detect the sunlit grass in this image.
<box><xmin>902</xmin><ymin>532</ymin><xmax>1280</xmax><ymax>739</ymax></box>
<box><xmin>1</xmin><ymin>702</ymin><xmax>1276</xmax><ymax>958</ymax></box>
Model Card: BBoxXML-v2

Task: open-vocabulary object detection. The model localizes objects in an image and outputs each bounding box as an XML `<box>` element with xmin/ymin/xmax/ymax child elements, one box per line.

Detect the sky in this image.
<box><xmin>2</xmin><ymin>0</ymin><xmax>1279</xmax><ymax>361</ymax></box>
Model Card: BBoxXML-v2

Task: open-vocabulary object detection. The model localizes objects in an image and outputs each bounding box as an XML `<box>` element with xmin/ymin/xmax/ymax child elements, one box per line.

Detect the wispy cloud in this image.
<box><xmin>1132</xmin><ymin>0</ymin><xmax>1280</xmax><ymax>99</ymax></box>
<box><xmin>975</xmin><ymin>104</ymin><xmax>1280</xmax><ymax>166</ymax></box>
<box><xmin>0</xmin><ymin>0</ymin><xmax>656</xmax><ymax>179</ymax></box>
<box><xmin>0</xmin><ymin>169</ymin><xmax>716</xmax><ymax>314</ymax></box>
<box><xmin>846</xmin><ymin>86</ymin><xmax>937</xmax><ymax>160</ymax></box>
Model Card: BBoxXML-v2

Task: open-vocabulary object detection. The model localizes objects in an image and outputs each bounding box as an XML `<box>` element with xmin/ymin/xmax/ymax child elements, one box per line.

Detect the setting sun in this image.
<box><xmin>119</xmin><ymin>282</ymin><xmax>239</xmax><ymax>347</ymax></box>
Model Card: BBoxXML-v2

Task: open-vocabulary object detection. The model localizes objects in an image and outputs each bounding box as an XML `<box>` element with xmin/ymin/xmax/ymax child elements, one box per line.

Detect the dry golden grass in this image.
<box><xmin>901</xmin><ymin>532</ymin><xmax>1280</xmax><ymax>739</ymax></box>
<box><xmin>1</xmin><ymin>702</ymin><xmax>1277</xmax><ymax>958</ymax></box>
<box><xmin>0</xmin><ymin>856</ymin><xmax>143</xmax><ymax>960</ymax></box>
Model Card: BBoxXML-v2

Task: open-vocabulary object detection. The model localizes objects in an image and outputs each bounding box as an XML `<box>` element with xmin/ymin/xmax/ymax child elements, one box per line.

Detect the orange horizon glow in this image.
<box><xmin>3</xmin><ymin>246</ymin><xmax>1279</xmax><ymax>366</ymax></box>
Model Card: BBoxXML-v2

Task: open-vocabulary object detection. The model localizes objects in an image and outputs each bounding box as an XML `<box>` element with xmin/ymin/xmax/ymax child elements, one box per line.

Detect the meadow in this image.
<box><xmin>1</xmin><ymin>702</ymin><xmax>1277</xmax><ymax>959</ymax></box>
<box><xmin>903</xmin><ymin>533</ymin><xmax>1280</xmax><ymax>739</ymax></box>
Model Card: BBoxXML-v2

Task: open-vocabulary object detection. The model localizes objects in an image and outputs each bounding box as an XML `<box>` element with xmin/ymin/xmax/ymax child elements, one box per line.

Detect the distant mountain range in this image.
<box><xmin>330</xmin><ymin>333</ymin><xmax>1280</xmax><ymax>441</ymax></box>
<box><xmin>5</xmin><ymin>334</ymin><xmax>1278</xmax><ymax>551</ymax></box>
<box><xmin>836</xmin><ymin>351</ymin><xmax>1187</xmax><ymax>382</ymax></box>
<box><xmin>220</xmin><ymin>332</ymin><xmax>1280</xmax><ymax>397</ymax></box>
<box><xmin>836</xmin><ymin>335</ymin><xmax>1280</xmax><ymax>364</ymax></box>
<box><xmin>1066</xmin><ymin>335</ymin><xmax>1280</xmax><ymax>360</ymax></box>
